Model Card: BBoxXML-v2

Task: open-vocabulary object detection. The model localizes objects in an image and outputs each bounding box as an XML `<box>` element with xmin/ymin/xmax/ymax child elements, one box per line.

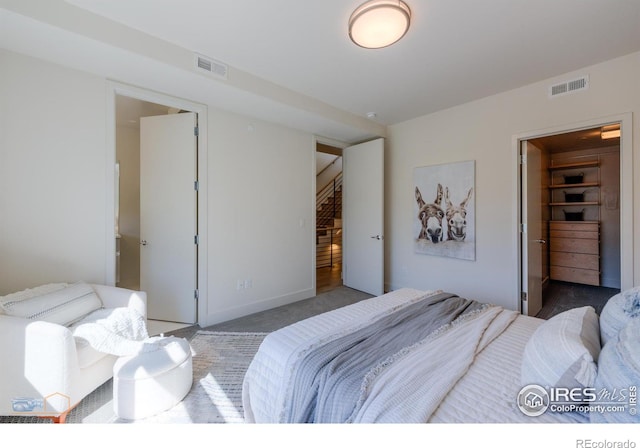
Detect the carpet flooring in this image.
<box><xmin>130</xmin><ymin>331</ymin><xmax>267</xmax><ymax>423</ymax></box>
<box><xmin>0</xmin><ymin>331</ymin><xmax>267</xmax><ymax>424</ymax></box>
<box><xmin>535</xmin><ymin>281</ymin><xmax>619</xmax><ymax>320</ymax></box>
<box><xmin>203</xmin><ymin>286</ymin><xmax>374</xmax><ymax>333</ymax></box>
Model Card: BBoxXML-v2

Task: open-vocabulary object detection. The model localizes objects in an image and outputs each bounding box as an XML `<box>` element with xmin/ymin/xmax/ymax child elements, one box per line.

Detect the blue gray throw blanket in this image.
<box><xmin>282</xmin><ymin>292</ymin><xmax>485</xmax><ymax>423</ymax></box>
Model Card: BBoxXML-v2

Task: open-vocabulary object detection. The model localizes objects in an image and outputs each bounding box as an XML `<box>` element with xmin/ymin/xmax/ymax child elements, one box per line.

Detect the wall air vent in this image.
<box><xmin>194</xmin><ymin>53</ymin><xmax>228</xmax><ymax>80</ymax></box>
<box><xmin>548</xmin><ymin>75</ymin><xmax>589</xmax><ymax>98</ymax></box>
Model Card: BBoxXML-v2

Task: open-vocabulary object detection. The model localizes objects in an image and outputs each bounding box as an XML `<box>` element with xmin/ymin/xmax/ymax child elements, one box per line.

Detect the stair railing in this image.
<box><xmin>316</xmin><ymin>172</ymin><xmax>343</xmax><ymax>268</ymax></box>
<box><xmin>316</xmin><ymin>172</ymin><xmax>343</xmax><ymax>212</ymax></box>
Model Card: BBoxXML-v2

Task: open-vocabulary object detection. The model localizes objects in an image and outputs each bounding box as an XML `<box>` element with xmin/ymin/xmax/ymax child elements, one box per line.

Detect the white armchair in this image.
<box><xmin>0</xmin><ymin>284</ymin><xmax>146</xmax><ymax>422</ymax></box>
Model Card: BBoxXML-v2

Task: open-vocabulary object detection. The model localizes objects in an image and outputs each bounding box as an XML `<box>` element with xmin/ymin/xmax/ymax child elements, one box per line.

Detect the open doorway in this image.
<box><xmin>315</xmin><ymin>142</ymin><xmax>343</xmax><ymax>294</ymax></box>
<box><xmin>521</xmin><ymin>124</ymin><xmax>622</xmax><ymax>319</ymax></box>
<box><xmin>115</xmin><ymin>95</ymin><xmax>174</xmax><ymax>291</ymax></box>
<box><xmin>109</xmin><ymin>84</ymin><xmax>208</xmax><ymax>332</ymax></box>
<box><xmin>313</xmin><ymin>137</ymin><xmax>386</xmax><ymax>297</ymax></box>
<box><xmin>115</xmin><ymin>94</ymin><xmax>198</xmax><ymax>331</ymax></box>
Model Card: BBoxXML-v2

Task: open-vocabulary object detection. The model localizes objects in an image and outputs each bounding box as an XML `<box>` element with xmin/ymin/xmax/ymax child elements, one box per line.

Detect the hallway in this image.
<box><xmin>316</xmin><ymin>264</ymin><xmax>343</xmax><ymax>294</ymax></box>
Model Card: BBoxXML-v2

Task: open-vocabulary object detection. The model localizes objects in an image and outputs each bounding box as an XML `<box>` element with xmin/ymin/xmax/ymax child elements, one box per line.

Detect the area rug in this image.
<box><xmin>0</xmin><ymin>331</ymin><xmax>268</xmax><ymax>424</ymax></box>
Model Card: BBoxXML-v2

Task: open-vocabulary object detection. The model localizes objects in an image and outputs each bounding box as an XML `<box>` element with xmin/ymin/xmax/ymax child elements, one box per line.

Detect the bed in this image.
<box><xmin>242</xmin><ymin>287</ymin><xmax>640</xmax><ymax>423</ymax></box>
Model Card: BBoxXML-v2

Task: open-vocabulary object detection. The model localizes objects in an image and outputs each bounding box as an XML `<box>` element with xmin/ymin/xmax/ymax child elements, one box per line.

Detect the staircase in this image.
<box><xmin>316</xmin><ymin>173</ymin><xmax>342</xmax><ymax>268</ymax></box>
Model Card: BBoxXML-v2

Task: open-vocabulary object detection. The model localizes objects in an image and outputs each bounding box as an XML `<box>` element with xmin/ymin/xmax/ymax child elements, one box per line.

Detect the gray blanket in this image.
<box><xmin>282</xmin><ymin>292</ymin><xmax>486</xmax><ymax>423</ymax></box>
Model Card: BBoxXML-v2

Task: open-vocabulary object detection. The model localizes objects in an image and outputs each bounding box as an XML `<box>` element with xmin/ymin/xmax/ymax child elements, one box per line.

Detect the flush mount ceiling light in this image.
<box><xmin>349</xmin><ymin>0</ymin><xmax>411</xmax><ymax>49</ymax></box>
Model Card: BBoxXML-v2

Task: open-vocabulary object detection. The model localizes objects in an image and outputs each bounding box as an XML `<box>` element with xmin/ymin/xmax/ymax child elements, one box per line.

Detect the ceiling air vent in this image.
<box><xmin>548</xmin><ymin>75</ymin><xmax>589</xmax><ymax>98</ymax></box>
<box><xmin>194</xmin><ymin>53</ymin><xmax>228</xmax><ymax>80</ymax></box>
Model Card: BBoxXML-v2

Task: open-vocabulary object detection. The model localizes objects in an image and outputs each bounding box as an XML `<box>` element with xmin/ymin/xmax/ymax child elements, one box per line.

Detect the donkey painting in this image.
<box><xmin>444</xmin><ymin>186</ymin><xmax>473</xmax><ymax>241</ymax></box>
<box><xmin>415</xmin><ymin>184</ymin><xmax>445</xmax><ymax>243</ymax></box>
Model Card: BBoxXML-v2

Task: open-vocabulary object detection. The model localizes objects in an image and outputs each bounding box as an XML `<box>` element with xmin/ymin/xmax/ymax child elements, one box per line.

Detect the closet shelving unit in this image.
<box><xmin>548</xmin><ymin>160</ymin><xmax>600</xmax><ymax>208</ymax></box>
<box><xmin>547</xmin><ymin>159</ymin><xmax>601</xmax><ymax>286</ymax></box>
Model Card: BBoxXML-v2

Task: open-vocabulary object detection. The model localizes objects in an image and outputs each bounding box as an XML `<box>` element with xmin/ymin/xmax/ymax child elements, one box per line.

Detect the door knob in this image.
<box><xmin>534</xmin><ymin>239</ymin><xmax>546</xmax><ymax>244</ymax></box>
<box><xmin>370</xmin><ymin>235</ymin><xmax>383</xmax><ymax>240</ymax></box>
<box><xmin>140</xmin><ymin>240</ymin><xmax>148</xmax><ymax>246</ymax></box>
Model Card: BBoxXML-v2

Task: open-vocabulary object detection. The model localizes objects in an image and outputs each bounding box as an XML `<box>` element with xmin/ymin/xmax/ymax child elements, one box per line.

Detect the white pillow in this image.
<box><xmin>1</xmin><ymin>282</ymin><xmax>103</xmax><ymax>326</ymax></box>
<box><xmin>0</xmin><ymin>283</ymin><xmax>69</xmax><ymax>316</ymax></box>
<box><xmin>0</xmin><ymin>283</ymin><xmax>68</xmax><ymax>306</ymax></box>
<box><xmin>521</xmin><ymin>306</ymin><xmax>601</xmax><ymax>390</ymax></box>
<box><xmin>591</xmin><ymin>318</ymin><xmax>640</xmax><ymax>423</ymax></box>
<box><xmin>599</xmin><ymin>287</ymin><xmax>640</xmax><ymax>346</ymax></box>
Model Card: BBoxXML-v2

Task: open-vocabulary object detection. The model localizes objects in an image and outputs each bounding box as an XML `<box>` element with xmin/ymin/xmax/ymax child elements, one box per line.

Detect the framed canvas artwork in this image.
<box><xmin>413</xmin><ymin>160</ymin><xmax>475</xmax><ymax>260</ymax></box>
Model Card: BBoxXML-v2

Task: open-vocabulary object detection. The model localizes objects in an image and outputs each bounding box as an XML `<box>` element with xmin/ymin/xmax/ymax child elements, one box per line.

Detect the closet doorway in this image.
<box><xmin>518</xmin><ymin>115</ymin><xmax>633</xmax><ymax>318</ymax></box>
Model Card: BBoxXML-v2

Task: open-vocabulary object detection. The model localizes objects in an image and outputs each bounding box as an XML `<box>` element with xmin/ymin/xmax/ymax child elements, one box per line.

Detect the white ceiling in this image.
<box><xmin>2</xmin><ymin>0</ymin><xmax>640</xmax><ymax>142</ymax></box>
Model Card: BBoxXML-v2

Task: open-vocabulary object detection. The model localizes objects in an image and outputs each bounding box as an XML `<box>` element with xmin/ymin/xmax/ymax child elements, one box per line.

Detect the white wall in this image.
<box><xmin>385</xmin><ymin>52</ymin><xmax>640</xmax><ymax>310</ymax></box>
<box><xmin>0</xmin><ymin>49</ymin><xmax>315</xmax><ymax>327</ymax></box>
<box><xmin>3</xmin><ymin>46</ymin><xmax>639</xmax><ymax>321</ymax></box>
<box><xmin>0</xmin><ymin>49</ymin><xmax>107</xmax><ymax>289</ymax></box>
<box><xmin>204</xmin><ymin>109</ymin><xmax>315</xmax><ymax>324</ymax></box>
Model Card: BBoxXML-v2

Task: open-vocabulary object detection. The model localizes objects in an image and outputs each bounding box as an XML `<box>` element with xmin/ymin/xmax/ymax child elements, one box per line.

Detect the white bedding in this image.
<box><xmin>242</xmin><ymin>288</ymin><xmax>588</xmax><ymax>423</ymax></box>
<box><xmin>242</xmin><ymin>288</ymin><xmax>432</xmax><ymax>423</ymax></box>
<box><xmin>348</xmin><ymin>305</ymin><xmax>517</xmax><ymax>422</ymax></box>
<box><xmin>429</xmin><ymin>313</ymin><xmax>587</xmax><ymax>423</ymax></box>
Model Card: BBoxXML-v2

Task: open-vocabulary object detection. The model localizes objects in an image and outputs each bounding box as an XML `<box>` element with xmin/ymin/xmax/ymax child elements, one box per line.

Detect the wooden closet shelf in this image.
<box><xmin>549</xmin><ymin>201</ymin><xmax>599</xmax><ymax>206</ymax></box>
<box><xmin>548</xmin><ymin>160</ymin><xmax>599</xmax><ymax>170</ymax></box>
<box><xmin>548</xmin><ymin>182</ymin><xmax>599</xmax><ymax>189</ymax></box>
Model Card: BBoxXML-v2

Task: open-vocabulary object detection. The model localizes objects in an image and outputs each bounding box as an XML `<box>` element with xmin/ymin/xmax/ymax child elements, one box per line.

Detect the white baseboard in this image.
<box><xmin>199</xmin><ymin>287</ymin><xmax>315</xmax><ymax>327</ymax></box>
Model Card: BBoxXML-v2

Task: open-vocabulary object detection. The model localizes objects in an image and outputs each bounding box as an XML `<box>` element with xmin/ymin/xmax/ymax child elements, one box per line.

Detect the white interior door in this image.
<box><xmin>140</xmin><ymin>112</ymin><xmax>197</xmax><ymax>323</ymax></box>
<box><xmin>342</xmin><ymin>138</ymin><xmax>384</xmax><ymax>296</ymax></box>
<box><xmin>522</xmin><ymin>141</ymin><xmax>544</xmax><ymax>316</ymax></box>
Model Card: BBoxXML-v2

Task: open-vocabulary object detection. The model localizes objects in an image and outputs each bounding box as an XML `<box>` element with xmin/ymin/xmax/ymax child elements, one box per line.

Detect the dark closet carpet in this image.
<box><xmin>536</xmin><ymin>281</ymin><xmax>620</xmax><ymax>320</ymax></box>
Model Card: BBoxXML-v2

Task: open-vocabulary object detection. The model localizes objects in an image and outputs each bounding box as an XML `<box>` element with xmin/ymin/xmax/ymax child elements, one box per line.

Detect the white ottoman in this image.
<box><xmin>113</xmin><ymin>336</ymin><xmax>193</xmax><ymax>420</ymax></box>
